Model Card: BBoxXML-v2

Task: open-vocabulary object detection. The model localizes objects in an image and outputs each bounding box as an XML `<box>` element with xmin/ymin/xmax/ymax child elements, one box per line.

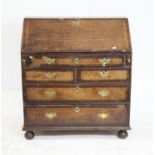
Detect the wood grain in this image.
<box><xmin>29</xmin><ymin>56</ymin><xmax>123</xmax><ymax>66</ymax></box>
<box><xmin>21</xmin><ymin>18</ymin><xmax>132</xmax><ymax>137</ymax></box>
<box><xmin>25</xmin><ymin>70</ymin><xmax>73</xmax><ymax>81</ymax></box>
<box><xmin>25</xmin><ymin>105</ymin><xmax>128</xmax><ymax>126</ymax></box>
<box><xmin>26</xmin><ymin>86</ymin><xmax>128</xmax><ymax>101</ymax></box>
<box><xmin>80</xmin><ymin>70</ymin><xmax>129</xmax><ymax>81</ymax></box>
<box><xmin>22</xmin><ymin>18</ymin><xmax>131</xmax><ymax>52</ymax></box>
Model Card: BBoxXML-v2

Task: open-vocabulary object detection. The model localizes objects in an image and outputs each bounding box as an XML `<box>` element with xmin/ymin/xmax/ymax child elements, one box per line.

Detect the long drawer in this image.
<box><xmin>26</xmin><ymin>86</ymin><xmax>128</xmax><ymax>102</ymax></box>
<box><xmin>23</xmin><ymin>55</ymin><xmax>124</xmax><ymax>67</ymax></box>
<box><xmin>25</xmin><ymin>105</ymin><xmax>128</xmax><ymax>126</ymax></box>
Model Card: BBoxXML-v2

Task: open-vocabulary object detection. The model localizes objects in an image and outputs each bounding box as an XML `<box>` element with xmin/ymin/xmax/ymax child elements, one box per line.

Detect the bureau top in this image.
<box><xmin>21</xmin><ymin>18</ymin><xmax>132</xmax><ymax>53</ymax></box>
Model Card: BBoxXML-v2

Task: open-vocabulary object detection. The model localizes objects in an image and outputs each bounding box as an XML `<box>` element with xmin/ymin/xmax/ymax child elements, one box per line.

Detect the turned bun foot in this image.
<box><xmin>117</xmin><ymin>130</ymin><xmax>128</xmax><ymax>139</ymax></box>
<box><xmin>25</xmin><ymin>131</ymin><xmax>35</xmax><ymax>140</ymax></box>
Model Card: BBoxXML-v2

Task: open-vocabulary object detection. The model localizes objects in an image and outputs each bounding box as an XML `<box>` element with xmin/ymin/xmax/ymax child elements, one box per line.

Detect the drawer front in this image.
<box><xmin>25</xmin><ymin>105</ymin><xmax>128</xmax><ymax>126</ymax></box>
<box><xmin>25</xmin><ymin>56</ymin><xmax>123</xmax><ymax>67</ymax></box>
<box><xmin>25</xmin><ymin>70</ymin><xmax>74</xmax><ymax>82</ymax></box>
<box><xmin>80</xmin><ymin>70</ymin><xmax>129</xmax><ymax>81</ymax></box>
<box><xmin>26</xmin><ymin>86</ymin><xmax>128</xmax><ymax>101</ymax></box>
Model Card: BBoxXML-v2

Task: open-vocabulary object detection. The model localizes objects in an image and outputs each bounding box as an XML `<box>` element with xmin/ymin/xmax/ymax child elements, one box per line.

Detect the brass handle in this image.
<box><xmin>75</xmin><ymin>107</ymin><xmax>80</xmax><ymax>112</ymax></box>
<box><xmin>99</xmin><ymin>58</ymin><xmax>110</xmax><ymax>66</ymax></box>
<box><xmin>98</xmin><ymin>113</ymin><xmax>109</xmax><ymax>119</ymax></box>
<box><xmin>45</xmin><ymin>112</ymin><xmax>56</xmax><ymax>120</ymax></box>
<box><xmin>29</xmin><ymin>56</ymin><xmax>34</xmax><ymax>59</ymax></box>
<box><xmin>42</xmin><ymin>56</ymin><xmax>55</xmax><ymax>64</ymax></box>
<box><xmin>22</xmin><ymin>57</ymin><xmax>31</xmax><ymax>66</ymax></box>
<box><xmin>45</xmin><ymin>72</ymin><xmax>56</xmax><ymax>78</ymax></box>
<box><xmin>44</xmin><ymin>91</ymin><xmax>56</xmax><ymax>97</ymax></box>
<box><xmin>75</xmin><ymin>87</ymin><xmax>80</xmax><ymax>93</ymax></box>
<box><xmin>74</xmin><ymin>58</ymin><xmax>79</xmax><ymax>65</ymax></box>
<box><xmin>127</xmin><ymin>58</ymin><xmax>131</xmax><ymax>63</ymax></box>
<box><xmin>99</xmin><ymin>71</ymin><xmax>109</xmax><ymax>78</ymax></box>
<box><xmin>98</xmin><ymin>90</ymin><xmax>109</xmax><ymax>97</ymax></box>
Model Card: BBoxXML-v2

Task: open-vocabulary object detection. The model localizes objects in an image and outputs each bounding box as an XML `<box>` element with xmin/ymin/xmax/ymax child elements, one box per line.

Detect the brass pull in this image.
<box><xmin>75</xmin><ymin>87</ymin><xmax>80</xmax><ymax>93</ymax></box>
<box><xmin>99</xmin><ymin>71</ymin><xmax>109</xmax><ymax>78</ymax></box>
<box><xmin>99</xmin><ymin>58</ymin><xmax>110</xmax><ymax>66</ymax></box>
<box><xmin>29</xmin><ymin>56</ymin><xmax>34</xmax><ymax>59</ymax></box>
<box><xmin>45</xmin><ymin>112</ymin><xmax>56</xmax><ymax>120</ymax></box>
<box><xmin>98</xmin><ymin>90</ymin><xmax>109</xmax><ymax>97</ymax></box>
<box><xmin>98</xmin><ymin>113</ymin><xmax>109</xmax><ymax>119</ymax></box>
<box><xmin>75</xmin><ymin>107</ymin><xmax>80</xmax><ymax>113</ymax></box>
<box><xmin>127</xmin><ymin>58</ymin><xmax>131</xmax><ymax>63</ymax></box>
<box><xmin>44</xmin><ymin>91</ymin><xmax>56</xmax><ymax>97</ymax></box>
<box><xmin>45</xmin><ymin>72</ymin><xmax>56</xmax><ymax>78</ymax></box>
<box><xmin>42</xmin><ymin>56</ymin><xmax>55</xmax><ymax>65</ymax></box>
<box><xmin>74</xmin><ymin>58</ymin><xmax>79</xmax><ymax>65</ymax></box>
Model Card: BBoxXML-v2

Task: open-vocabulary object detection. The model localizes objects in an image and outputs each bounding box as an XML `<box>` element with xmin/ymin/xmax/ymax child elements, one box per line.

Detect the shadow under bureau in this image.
<box><xmin>21</xmin><ymin>18</ymin><xmax>132</xmax><ymax>139</ymax></box>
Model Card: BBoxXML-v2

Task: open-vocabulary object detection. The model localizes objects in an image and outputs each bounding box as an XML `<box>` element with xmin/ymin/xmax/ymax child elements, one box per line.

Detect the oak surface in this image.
<box><xmin>26</xmin><ymin>86</ymin><xmax>128</xmax><ymax>101</ymax></box>
<box><xmin>22</xmin><ymin>18</ymin><xmax>131</xmax><ymax>52</ymax></box>
<box><xmin>21</xmin><ymin>18</ymin><xmax>132</xmax><ymax>139</ymax></box>
<box><xmin>26</xmin><ymin>106</ymin><xmax>128</xmax><ymax>126</ymax></box>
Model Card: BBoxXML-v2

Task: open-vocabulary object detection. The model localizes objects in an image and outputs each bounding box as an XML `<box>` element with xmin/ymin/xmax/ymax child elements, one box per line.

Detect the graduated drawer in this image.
<box><xmin>24</xmin><ymin>55</ymin><xmax>124</xmax><ymax>67</ymax></box>
<box><xmin>25</xmin><ymin>105</ymin><xmax>128</xmax><ymax>126</ymax></box>
<box><xmin>26</xmin><ymin>86</ymin><xmax>128</xmax><ymax>102</ymax></box>
<box><xmin>25</xmin><ymin>70</ymin><xmax>74</xmax><ymax>82</ymax></box>
<box><xmin>79</xmin><ymin>69</ymin><xmax>129</xmax><ymax>82</ymax></box>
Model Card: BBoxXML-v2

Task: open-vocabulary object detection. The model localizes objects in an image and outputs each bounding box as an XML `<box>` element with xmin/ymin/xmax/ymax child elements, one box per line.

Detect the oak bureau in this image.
<box><xmin>21</xmin><ymin>18</ymin><xmax>132</xmax><ymax>139</ymax></box>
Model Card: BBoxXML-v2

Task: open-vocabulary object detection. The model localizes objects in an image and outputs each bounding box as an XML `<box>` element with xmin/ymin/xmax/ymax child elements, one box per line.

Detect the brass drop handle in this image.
<box><xmin>98</xmin><ymin>113</ymin><xmax>109</xmax><ymax>119</ymax></box>
<box><xmin>74</xmin><ymin>58</ymin><xmax>79</xmax><ymax>65</ymax></box>
<box><xmin>45</xmin><ymin>112</ymin><xmax>56</xmax><ymax>120</ymax></box>
<box><xmin>42</xmin><ymin>56</ymin><xmax>55</xmax><ymax>64</ymax></box>
<box><xmin>45</xmin><ymin>72</ymin><xmax>56</xmax><ymax>78</ymax></box>
<box><xmin>99</xmin><ymin>71</ymin><xmax>109</xmax><ymax>78</ymax></box>
<box><xmin>98</xmin><ymin>90</ymin><xmax>109</xmax><ymax>97</ymax></box>
<box><xmin>44</xmin><ymin>91</ymin><xmax>56</xmax><ymax>97</ymax></box>
<box><xmin>99</xmin><ymin>58</ymin><xmax>110</xmax><ymax>66</ymax></box>
<box><xmin>75</xmin><ymin>107</ymin><xmax>80</xmax><ymax>113</ymax></box>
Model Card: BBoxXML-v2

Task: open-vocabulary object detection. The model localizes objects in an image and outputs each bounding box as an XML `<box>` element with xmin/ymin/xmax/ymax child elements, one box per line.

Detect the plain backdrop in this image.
<box><xmin>2</xmin><ymin>0</ymin><xmax>153</xmax><ymax>155</ymax></box>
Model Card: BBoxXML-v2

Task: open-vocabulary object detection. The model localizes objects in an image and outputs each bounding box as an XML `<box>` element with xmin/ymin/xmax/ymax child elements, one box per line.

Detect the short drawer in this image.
<box><xmin>80</xmin><ymin>70</ymin><xmax>129</xmax><ymax>82</ymax></box>
<box><xmin>26</xmin><ymin>86</ymin><xmax>128</xmax><ymax>102</ymax></box>
<box><xmin>23</xmin><ymin>55</ymin><xmax>124</xmax><ymax>67</ymax></box>
<box><xmin>25</xmin><ymin>70</ymin><xmax>74</xmax><ymax>82</ymax></box>
<box><xmin>25</xmin><ymin>105</ymin><xmax>128</xmax><ymax>126</ymax></box>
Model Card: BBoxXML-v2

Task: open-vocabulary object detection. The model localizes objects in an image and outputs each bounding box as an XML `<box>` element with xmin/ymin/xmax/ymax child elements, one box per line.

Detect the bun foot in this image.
<box><xmin>117</xmin><ymin>130</ymin><xmax>128</xmax><ymax>139</ymax></box>
<box><xmin>25</xmin><ymin>131</ymin><xmax>35</xmax><ymax>140</ymax></box>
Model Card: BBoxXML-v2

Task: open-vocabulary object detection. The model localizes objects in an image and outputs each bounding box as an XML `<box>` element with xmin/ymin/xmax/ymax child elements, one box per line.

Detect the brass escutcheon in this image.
<box><xmin>74</xmin><ymin>58</ymin><xmax>79</xmax><ymax>65</ymax></box>
<box><xmin>75</xmin><ymin>107</ymin><xmax>80</xmax><ymax>113</ymax></box>
<box><xmin>75</xmin><ymin>87</ymin><xmax>80</xmax><ymax>93</ymax></box>
<box><xmin>72</xmin><ymin>19</ymin><xmax>81</xmax><ymax>25</ymax></box>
